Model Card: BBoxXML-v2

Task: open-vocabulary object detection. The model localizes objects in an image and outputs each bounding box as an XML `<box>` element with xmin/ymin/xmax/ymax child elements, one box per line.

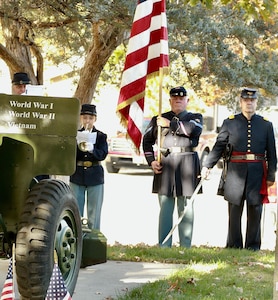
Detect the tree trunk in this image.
<box><xmin>74</xmin><ymin>23</ymin><xmax>125</xmax><ymax>104</ymax></box>
<box><xmin>0</xmin><ymin>15</ymin><xmax>42</xmax><ymax>84</ymax></box>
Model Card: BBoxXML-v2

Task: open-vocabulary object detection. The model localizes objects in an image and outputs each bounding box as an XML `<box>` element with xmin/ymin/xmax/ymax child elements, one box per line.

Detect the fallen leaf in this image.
<box><xmin>187</xmin><ymin>278</ymin><xmax>196</xmax><ymax>286</ymax></box>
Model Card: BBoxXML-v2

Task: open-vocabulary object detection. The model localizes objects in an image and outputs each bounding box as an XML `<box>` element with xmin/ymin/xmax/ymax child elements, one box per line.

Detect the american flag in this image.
<box><xmin>45</xmin><ymin>263</ymin><xmax>72</xmax><ymax>300</ymax></box>
<box><xmin>0</xmin><ymin>258</ymin><xmax>15</xmax><ymax>300</ymax></box>
<box><xmin>117</xmin><ymin>0</ymin><xmax>169</xmax><ymax>151</ymax></box>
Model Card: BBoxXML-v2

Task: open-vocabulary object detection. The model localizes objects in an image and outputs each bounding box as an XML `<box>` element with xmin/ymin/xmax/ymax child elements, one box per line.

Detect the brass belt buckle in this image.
<box><xmin>246</xmin><ymin>154</ymin><xmax>255</xmax><ymax>160</ymax></box>
<box><xmin>83</xmin><ymin>161</ymin><xmax>92</xmax><ymax>167</ymax></box>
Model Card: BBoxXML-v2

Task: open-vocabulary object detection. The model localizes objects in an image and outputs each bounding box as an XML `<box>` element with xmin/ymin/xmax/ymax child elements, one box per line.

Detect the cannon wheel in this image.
<box><xmin>16</xmin><ymin>179</ymin><xmax>82</xmax><ymax>299</ymax></box>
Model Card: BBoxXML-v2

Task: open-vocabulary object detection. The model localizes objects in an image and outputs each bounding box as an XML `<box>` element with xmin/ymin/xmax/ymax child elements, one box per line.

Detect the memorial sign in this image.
<box><xmin>0</xmin><ymin>93</ymin><xmax>80</xmax><ymax>175</ymax></box>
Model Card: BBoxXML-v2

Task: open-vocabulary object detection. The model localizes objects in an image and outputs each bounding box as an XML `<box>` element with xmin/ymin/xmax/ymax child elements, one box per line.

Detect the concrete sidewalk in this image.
<box><xmin>74</xmin><ymin>260</ymin><xmax>182</xmax><ymax>299</ymax></box>
<box><xmin>0</xmin><ymin>259</ymin><xmax>182</xmax><ymax>300</ymax></box>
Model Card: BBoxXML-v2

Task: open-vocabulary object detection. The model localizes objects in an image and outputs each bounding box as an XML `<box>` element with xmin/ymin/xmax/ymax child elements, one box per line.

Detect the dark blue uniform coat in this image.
<box><xmin>143</xmin><ymin>110</ymin><xmax>203</xmax><ymax>197</ymax></box>
<box><xmin>70</xmin><ymin>127</ymin><xmax>108</xmax><ymax>186</ymax></box>
<box><xmin>203</xmin><ymin>113</ymin><xmax>277</xmax><ymax>205</ymax></box>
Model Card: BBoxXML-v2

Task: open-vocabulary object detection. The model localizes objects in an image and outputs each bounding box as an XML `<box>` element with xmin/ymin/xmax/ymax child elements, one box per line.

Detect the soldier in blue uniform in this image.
<box><xmin>70</xmin><ymin>104</ymin><xmax>108</xmax><ymax>230</ymax></box>
<box><xmin>143</xmin><ymin>86</ymin><xmax>203</xmax><ymax>248</ymax></box>
<box><xmin>202</xmin><ymin>88</ymin><xmax>277</xmax><ymax>250</ymax></box>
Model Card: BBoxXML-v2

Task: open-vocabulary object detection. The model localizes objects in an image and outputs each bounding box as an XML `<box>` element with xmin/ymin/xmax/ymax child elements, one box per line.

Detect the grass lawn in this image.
<box><xmin>107</xmin><ymin>244</ymin><xmax>274</xmax><ymax>299</ymax></box>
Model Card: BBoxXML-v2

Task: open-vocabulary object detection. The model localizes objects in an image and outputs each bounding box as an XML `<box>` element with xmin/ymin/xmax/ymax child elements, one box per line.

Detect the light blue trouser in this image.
<box><xmin>158</xmin><ymin>195</ymin><xmax>194</xmax><ymax>248</ymax></box>
<box><xmin>70</xmin><ymin>183</ymin><xmax>104</xmax><ymax>230</ymax></box>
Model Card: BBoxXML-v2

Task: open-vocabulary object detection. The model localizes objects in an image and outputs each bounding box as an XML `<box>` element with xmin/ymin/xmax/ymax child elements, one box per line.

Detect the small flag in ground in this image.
<box><xmin>117</xmin><ymin>0</ymin><xmax>169</xmax><ymax>152</ymax></box>
<box><xmin>45</xmin><ymin>263</ymin><xmax>72</xmax><ymax>300</ymax></box>
<box><xmin>0</xmin><ymin>258</ymin><xmax>15</xmax><ymax>300</ymax></box>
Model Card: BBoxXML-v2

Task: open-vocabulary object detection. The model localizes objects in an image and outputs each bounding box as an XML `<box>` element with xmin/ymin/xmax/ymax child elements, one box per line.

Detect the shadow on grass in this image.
<box><xmin>108</xmin><ymin>245</ymin><xmax>274</xmax><ymax>300</ymax></box>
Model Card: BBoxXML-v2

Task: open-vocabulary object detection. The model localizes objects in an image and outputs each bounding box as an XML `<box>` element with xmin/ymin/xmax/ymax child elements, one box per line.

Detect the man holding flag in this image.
<box><xmin>143</xmin><ymin>86</ymin><xmax>203</xmax><ymax>248</ymax></box>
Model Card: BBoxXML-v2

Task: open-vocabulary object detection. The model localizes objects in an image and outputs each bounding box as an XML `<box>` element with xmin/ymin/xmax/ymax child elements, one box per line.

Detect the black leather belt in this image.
<box><xmin>169</xmin><ymin>146</ymin><xmax>192</xmax><ymax>153</ymax></box>
<box><xmin>230</xmin><ymin>154</ymin><xmax>265</xmax><ymax>161</ymax></box>
<box><xmin>77</xmin><ymin>161</ymin><xmax>100</xmax><ymax>167</ymax></box>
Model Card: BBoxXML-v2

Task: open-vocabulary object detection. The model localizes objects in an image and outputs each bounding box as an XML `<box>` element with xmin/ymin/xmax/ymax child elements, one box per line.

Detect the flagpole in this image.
<box><xmin>12</xmin><ymin>243</ymin><xmax>15</xmax><ymax>271</ymax></box>
<box><xmin>12</xmin><ymin>243</ymin><xmax>15</xmax><ymax>297</ymax></box>
<box><xmin>157</xmin><ymin>67</ymin><xmax>163</xmax><ymax>163</ymax></box>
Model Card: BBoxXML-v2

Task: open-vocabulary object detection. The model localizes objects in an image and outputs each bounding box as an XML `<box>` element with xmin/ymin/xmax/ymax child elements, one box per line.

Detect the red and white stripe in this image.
<box><xmin>117</xmin><ymin>0</ymin><xmax>169</xmax><ymax>151</ymax></box>
<box><xmin>0</xmin><ymin>258</ymin><xmax>14</xmax><ymax>300</ymax></box>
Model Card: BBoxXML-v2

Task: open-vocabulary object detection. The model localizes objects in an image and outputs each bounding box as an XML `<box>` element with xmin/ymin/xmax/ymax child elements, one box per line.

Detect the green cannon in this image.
<box><xmin>0</xmin><ymin>93</ymin><xmax>106</xmax><ymax>299</ymax></box>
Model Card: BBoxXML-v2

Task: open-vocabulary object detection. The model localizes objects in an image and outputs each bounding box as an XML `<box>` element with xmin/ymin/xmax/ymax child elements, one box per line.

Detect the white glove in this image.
<box><xmin>201</xmin><ymin>167</ymin><xmax>211</xmax><ymax>179</ymax></box>
<box><xmin>78</xmin><ymin>141</ymin><xmax>94</xmax><ymax>152</ymax></box>
<box><xmin>84</xmin><ymin>142</ymin><xmax>94</xmax><ymax>153</ymax></box>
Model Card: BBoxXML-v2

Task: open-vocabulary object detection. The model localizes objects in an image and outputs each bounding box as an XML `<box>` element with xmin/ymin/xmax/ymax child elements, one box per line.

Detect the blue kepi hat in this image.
<box><xmin>240</xmin><ymin>88</ymin><xmax>257</xmax><ymax>99</ymax></box>
<box><xmin>12</xmin><ymin>72</ymin><xmax>31</xmax><ymax>85</ymax></box>
<box><xmin>80</xmin><ymin>104</ymin><xmax>97</xmax><ymax>116</ymax></box>
<box><xmin>169</xmin><ymin>86</ymin><xmax>187</xmax><ymax>97</ymax></box>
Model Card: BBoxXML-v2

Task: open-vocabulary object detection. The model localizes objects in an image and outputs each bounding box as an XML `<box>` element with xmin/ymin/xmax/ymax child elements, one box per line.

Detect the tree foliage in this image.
<box><xmin>102</xmin><ymin>3</ymin><xmax>278</xmax><ymax>110</ymax></box>
<box><xmin>176</xmin><ymin>0</ymin><xmax>277</xmax><ymax>21</ymax></box>
<box><xmin>166</xmin><ymin>3</ymin><xmax>278</xmax><ymax>108</ymax></box>
<box><xmin>0</xmin><ymin>0</ymin><xmax>134</xmax><ymax>101</ymax></box>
